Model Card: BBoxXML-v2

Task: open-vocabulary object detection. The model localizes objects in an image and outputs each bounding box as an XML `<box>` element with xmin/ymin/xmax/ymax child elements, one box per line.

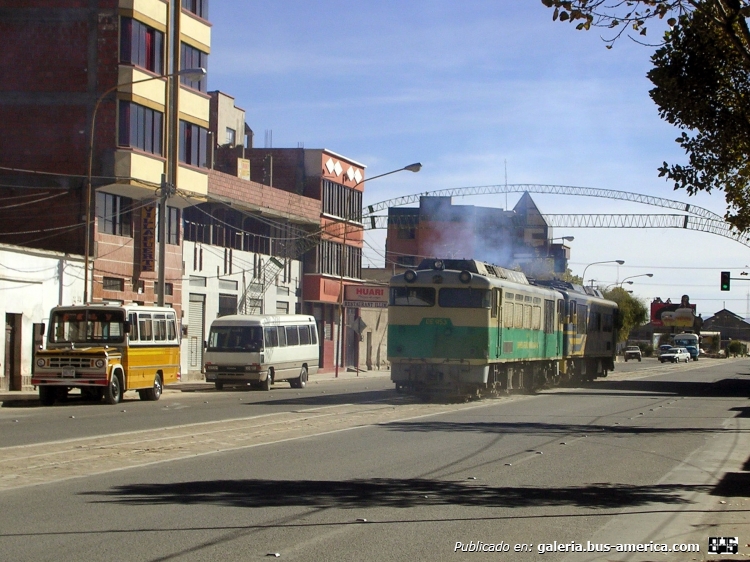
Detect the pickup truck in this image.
<box><xmin>659</xmin><ymin>347</ymin><xmax>691</xmax><ymax>363</ymax></box>
<box><xmin>624</xmin><ymin>346</ymin><xmax>642</xmax><ymax>362</ymax></box>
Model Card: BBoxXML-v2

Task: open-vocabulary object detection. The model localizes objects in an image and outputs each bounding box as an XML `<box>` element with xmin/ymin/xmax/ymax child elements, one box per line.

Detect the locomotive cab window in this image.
<box><xmin>390</xmin><ymin>287</ymin><xmax>435</xmax><ymax>306</ymax></box>
<box><xmin>438</xmin><ymin>288</ymin><xmax>491</xmax><ymax>308</ymax></box>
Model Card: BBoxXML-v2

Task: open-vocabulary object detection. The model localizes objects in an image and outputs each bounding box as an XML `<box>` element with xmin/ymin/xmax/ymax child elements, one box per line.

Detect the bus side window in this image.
<box><xmin>310</xmin><ymin>324</ymin><xmax>319</xmax><ymax>345</ymax></box>
<box><xmin>299</xmin><ymin>325</ymin><xmax>311</xmax><ymax>345</ymax></box>
<box><xmin>167</xmin><ymin>316</ymin><xmax>177</xmax><ymax>341</ymax></box>
<box><xmin>277</xmin><ymin>326</ymin><xmax>287</xmax><ymax>347</ymax></box>
<box><xmin>154</xmin><ymin>314</ymin><xmax>167</xmax><ymax>341</ymax></box>
<box><xmin>129</xmin><ymin>313</ymin><xmax>139</xmax><ymax>340</ymax></box>
<box><xmin>286</xmin><ymin>326</ymin><xmax>299</xmax><ymax>346</ymax></box>
<box><xmin>139</xmin><ymin>314</ymin><xmax>153</xmax><ymax>341</ymax></box>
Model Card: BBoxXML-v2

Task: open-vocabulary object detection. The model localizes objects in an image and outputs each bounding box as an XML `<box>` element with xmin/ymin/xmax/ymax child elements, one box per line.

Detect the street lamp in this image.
<box><xmin>334</xmin><ymin>162</ymin><xmax>422</xmax><ymax>378</ymax></box>
<box><xmin>83</xmin><ymin>67</ymin><xmax>206</xmax><ymax>303</ymax></box>
<box><xmin>582</xmin><ymin>259</ymin><xmax>625</xmax><ymax>288</ymax></box>
<box><xmin>619</xmin><ymin>273</ymin><xmax>654</xmax><ymax>287</ymax></box>
<box><xmin>604</xmin><ymin>280</ymin><xmax>633</xmax><ymax>291</ymax></box>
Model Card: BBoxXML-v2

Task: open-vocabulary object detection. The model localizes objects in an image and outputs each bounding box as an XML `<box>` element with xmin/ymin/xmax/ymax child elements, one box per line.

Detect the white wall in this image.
<box><xmin>0</xmin><ymin>244</ymin><xmax>85</xmax><ymax>388</ymax></box>
<box><xmin>180</xmin><ymin>241</ymin><xmax>302</xmax><ymax>379</ymax></box>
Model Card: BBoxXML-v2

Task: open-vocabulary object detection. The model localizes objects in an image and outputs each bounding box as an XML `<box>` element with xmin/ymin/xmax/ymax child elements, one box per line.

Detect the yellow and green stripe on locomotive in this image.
<box><xmin>388</xmin><ymin>259</ymin><xmax>618</xmax><ymax>396</ymax></box>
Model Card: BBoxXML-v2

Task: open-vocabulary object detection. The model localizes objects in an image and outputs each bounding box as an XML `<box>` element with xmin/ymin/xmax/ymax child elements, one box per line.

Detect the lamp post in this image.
<box><xmin>334</xmin><ymin>162</ymin><xmax>422</xmax><ymax>378</ymax></box>
<box><xmin>83</xmin><ymin>67</ymin><xmax>206</xmax><ymax>304</ymax></box>
<box><xmin>546</xmin><ymin>235</ymin><xmax>574</xmax><ymax>258</ymax></box>
<box><xmin>604</xmin><ymin>280</ymin><xmax>633</xmax><ymax>292</ymax></box>
<box><xmin>619</xmin><ymin>273</ymin><xmax>654</xmax><ymax>287</ymax></box>
<box><xmin>581</xmin><ymin>259</ymin><xmax>625</xmax><ymax>288</ymax></box>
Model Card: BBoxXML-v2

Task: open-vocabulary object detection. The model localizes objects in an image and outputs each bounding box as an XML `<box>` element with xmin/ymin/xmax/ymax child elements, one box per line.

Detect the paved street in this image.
<box><xmin>0</xmin><ymin>358</ymin><xmax>748</xmax><ymax>561</ymax></box>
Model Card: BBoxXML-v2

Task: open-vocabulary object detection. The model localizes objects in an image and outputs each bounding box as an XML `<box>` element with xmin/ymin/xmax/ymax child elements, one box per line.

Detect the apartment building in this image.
<box><xmin>0</xmin><ymin>0</ymin><xmax>212</xmax><ymax>317</ymax></box>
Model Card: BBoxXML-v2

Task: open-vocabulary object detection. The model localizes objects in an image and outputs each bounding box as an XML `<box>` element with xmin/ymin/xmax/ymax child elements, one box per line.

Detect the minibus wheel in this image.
<box><xmin>214</xmin><ymin>382</ymin><xmax>224</xmax><ymax>391</ymax></box>
<box><xmin>291</xmin><ymin>366</ymin><xmax>308</xmax><ymax>389</ymax></box>
<box><xmin>261</xmin><ymin>369</ymin><xmax>274</xmax><ymax>391</ymax></box>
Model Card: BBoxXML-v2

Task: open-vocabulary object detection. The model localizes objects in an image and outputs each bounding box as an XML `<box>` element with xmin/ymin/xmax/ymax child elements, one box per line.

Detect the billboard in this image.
<box><xmin>651</xmin><ymin>295</ymin><xmax>696</xmax><ymax>328</ymax></box>
<box><xmin>344</xmin><ymin>285</ymin><xmax>388</xmax><ymax>308</ymax></box>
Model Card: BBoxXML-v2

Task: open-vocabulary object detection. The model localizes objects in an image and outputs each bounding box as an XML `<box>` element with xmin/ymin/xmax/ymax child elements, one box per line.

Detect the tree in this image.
<box><xmin>602</xmin><ymin>286</ymin><xmax>649</xmax><ymax>341</ymax></box>
<box><xmin>541</xmin><ymin>1</ymin><xmax>750</xmax><ymax>231</ymax></box>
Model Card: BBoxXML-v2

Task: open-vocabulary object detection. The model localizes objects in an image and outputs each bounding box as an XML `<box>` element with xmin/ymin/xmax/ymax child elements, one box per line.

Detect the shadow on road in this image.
<box><xmin>383</xmin><ymin>419</ymin><xmax>749</xmax><ymax>436</ymax></box>
<box><xmin>84</xmin><ymin>478</ymin><xmax>712</xmax><ymax>509</ymax></box>
<box><xmin>561</xmin><ymin>377</ymin><xmax>750</xmax><ymax>398</ymax></box>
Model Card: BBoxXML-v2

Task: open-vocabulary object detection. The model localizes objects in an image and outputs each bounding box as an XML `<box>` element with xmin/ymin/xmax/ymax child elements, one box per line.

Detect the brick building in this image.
<box><xmin>0</xmin><ymin>0</ymin><xmax>212</xmax><ymax>317</ymax></box>
<box><xmin>0</xmin><ymin>2</ymin><xmax>367</xmax><ymax>379</ymax></box>
<box><xmin>385</xmin><ymin>192</ymin><xmax>570</xmax><ymax>275</ymax></box>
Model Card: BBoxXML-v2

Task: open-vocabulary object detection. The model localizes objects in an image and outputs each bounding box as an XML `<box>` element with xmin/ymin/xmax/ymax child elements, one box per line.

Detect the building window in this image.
<box><xmin>154</xmin><ymin>282</ymin><xmax>174</xmax><ymax>296</ymax></box>
<box><xmin>180</xmin><ymin>43</ymin><xmax>208</xmax><ymax>92</ymax></box>
<box><xmin>102</xmin><ymin>277</ymin><xmax>124</xmax><ymax>291</ymax></box>
<box><xmin>322</xmin><ymin>180</ymin><xmax>362</xmax><ymax>222</ymax></box>
<box><xmin>120</xmin><ymin>17</ymin><xmax>164</xmax><ymax>74</ymax></box>
<box><xmin>179</xmin><ymin>120</ymin><xmax>208</xmax><ymax>167</ymax></box>
<box><xmin>182</xmin><ymin>0</ymin><xmax>208</xmax><ymax>19</ymax></box>
<box><xmin>218</xmin><ymin>294</ymin><xmax>237</xmax><ymax>317</ymax></box>
<box><xmin>155</xmin><ymin>206</ymin><xmax>180</xmax><ymax>245</ymax></box>
<box><xmin>225</xmin><ymin>127</ymin><xmax>235</xmax><ymax>146</ymax></box>
<box><xmin>317</xmin><ymin>240</ymin><xmax>361</xmax><ymax>279</ymax></box>
<box><xmin>96</xmin><ymin>193</ymin><xmax>132</xmax><ymax>236</ymax></box>
<box><xmin>118</xmin><ymin>101</ymin><xmax>163</xmax><ymax>155</ymax></box>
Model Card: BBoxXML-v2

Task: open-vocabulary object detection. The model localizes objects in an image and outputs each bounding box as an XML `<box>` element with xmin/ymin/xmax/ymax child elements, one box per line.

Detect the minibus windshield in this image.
<box><xmin>207</xmin><ymin>326</ymin><xmax>264</xmax><ymax>352</ymax></box>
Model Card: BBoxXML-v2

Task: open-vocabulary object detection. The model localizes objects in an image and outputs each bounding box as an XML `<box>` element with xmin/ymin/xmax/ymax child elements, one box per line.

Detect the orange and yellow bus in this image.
<box><xmin>33</xmin><ymin>304</ymin><xmax>180</xmax><ymax>405</ymax></box>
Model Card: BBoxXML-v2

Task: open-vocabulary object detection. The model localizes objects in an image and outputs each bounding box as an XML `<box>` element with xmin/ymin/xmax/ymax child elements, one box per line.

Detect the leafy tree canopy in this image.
<box><xmin>541</xmin><ymin>1</ymin><xmax>750</xmax><ymax>231</ymax></box>
<box><xmin>602</xmin><ymin>286</ymin><xmax>649</xmax><ymax>341</ymax></box>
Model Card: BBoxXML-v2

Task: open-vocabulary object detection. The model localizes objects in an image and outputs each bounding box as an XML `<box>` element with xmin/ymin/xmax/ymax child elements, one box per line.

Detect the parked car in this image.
<box><xmin>684</xmin><ymin>345</ymin><xmax>699</xmax><ymax>361</ymax></box>
<box><xmin>624</xmin><ymin>346</ymin><xmax>642</xmax><ymax>362</ymax></box>
<box><xmin>659</xmin><ymin>347</ymin><xmax>691</xmax><ymax>363</ymax></box>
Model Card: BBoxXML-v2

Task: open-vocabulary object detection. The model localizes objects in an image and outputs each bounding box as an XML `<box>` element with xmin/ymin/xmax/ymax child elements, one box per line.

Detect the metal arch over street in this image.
<box><xmin>363</xmin><ymin>183</ymin><xmax>725</xmax><ymax>222</ymax></box>
<box><xmin>367</xmin><ymin>213</ymin><xmax>750</xmax><ymax>248</ymax></box>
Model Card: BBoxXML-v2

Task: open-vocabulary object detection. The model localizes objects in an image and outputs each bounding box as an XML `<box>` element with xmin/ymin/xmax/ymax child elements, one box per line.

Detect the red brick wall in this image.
<box><xmin>208</xmin><ymin>169</ymin><xmax>321</xmax><ymax>224</ymax></box>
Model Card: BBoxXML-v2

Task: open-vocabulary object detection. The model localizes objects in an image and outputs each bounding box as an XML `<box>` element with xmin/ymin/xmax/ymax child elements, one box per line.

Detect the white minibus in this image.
<box><xmin>204</xmin><ymin>314</ymin><xmax>319</xmax><ymax>390</ymax></box>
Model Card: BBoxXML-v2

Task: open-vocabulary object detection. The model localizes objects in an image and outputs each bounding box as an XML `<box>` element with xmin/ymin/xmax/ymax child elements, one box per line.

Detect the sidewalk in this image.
<box><xmin>0</xmin><ymin>368</ymin><xmax>392</xmax><ymax>405</ymax></box>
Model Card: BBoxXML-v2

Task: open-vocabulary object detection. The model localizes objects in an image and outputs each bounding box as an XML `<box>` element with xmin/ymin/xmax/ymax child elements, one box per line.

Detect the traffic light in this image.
<box><xmin>721</xmin><ymin>271</ymin><xmax>731</xmax><ymax>291</ymax></box>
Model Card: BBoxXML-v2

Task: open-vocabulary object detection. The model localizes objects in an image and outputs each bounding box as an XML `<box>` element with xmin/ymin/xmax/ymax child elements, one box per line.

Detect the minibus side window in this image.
<box><xmin>310</xmin><ymin>323</ymin><xmax>319</xmax><ymax>345</ymax></box>
<box><xmin>277</xmin><ymin>326</ymin><xmax>287</xmax><ymax>347</ymax></box>
<box><xmin>286</xmin><ymin>326</ymin><xmax>299</xmax><ymax>346</ymax></box>
<box><xmin>264</xmin><ymin>327</ymin><xmax>278</xmax><ymax>348</ymax></box>
<box><xmin>299</xmin><ymin>325</ymin><xmax>311</xmax><ymax>345</ymax></box>
<box><xmin>139</xmin><ymin>314</ymin><xmax>153</xmax><ymax>341</ymax></box>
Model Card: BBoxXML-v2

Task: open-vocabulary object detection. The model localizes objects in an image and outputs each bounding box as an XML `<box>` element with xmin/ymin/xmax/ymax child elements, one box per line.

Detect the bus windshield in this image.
<box><xmin>207</xmin><ymin>326</ymin><xmax>264</xmax><ymax>352</ymax></box>
<box><xmin>50</xmin><ymin>309</ymin><xmax>126</xmax><ymax>344</ymax></box>
<box><xmin>673</xmin><ymin>334</ymin><xmax>698</xmax><ymax>347</ymax></box>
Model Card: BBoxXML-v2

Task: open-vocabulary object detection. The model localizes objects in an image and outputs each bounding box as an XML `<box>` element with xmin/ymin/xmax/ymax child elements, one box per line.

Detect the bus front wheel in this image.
<box><xmin>39</xmin><ymin>386</ymin><xmax>56</xmax><ymax>406</ymax></box>
<box><xmin>105</xmin><ymin>374</ymin><xmax>122</xmax><ymax>405</ymax></box>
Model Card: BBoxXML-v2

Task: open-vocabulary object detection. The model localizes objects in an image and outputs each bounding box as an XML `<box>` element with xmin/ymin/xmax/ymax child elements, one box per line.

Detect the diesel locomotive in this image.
<box><xmin>388</xmin><ymin>259</ymin><xmax>619</xmax><ymax>398</ymax></box>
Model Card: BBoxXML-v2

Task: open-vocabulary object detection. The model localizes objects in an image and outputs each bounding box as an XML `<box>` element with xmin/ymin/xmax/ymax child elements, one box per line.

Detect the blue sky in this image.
<box><xmin>206</xmin><ymin>1</ymin><xmax>750</xmax><ymax>319</ymax></box>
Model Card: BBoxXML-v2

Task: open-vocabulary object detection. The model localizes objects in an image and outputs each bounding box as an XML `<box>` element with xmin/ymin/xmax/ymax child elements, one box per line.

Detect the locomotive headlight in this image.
<box><xmin>433</xmin><ymin>260</ymin><xmax>444</xmax><ymax>270</ymax></box>
<box><xmin>95</xmin><ymin>359</ymin><xmax>106</xmax><ymax>368</ymax></box>
<box><xmin>36</xmin><ymin>358</ymin><xmax>46</xmax><ymax>368</ymax></box>
<box><xmin>404</xmin><ymin>270</ymin><xmax>417</xmax><ymax>283</ymax></box>
<box><xmin>459</xmin><ymin>270</ymin><xmax>472</xmax><ymax>283</ymax></box>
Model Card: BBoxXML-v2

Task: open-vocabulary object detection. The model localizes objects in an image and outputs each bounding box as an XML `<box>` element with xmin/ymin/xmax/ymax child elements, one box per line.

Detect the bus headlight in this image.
<box><xmin>95</xmin><ymin>359</ymin><xmax>106</xmax><ymax>368</ymax></box>
<box><xmin>459</xmin><ymin>270</ymin><xmax>472</xmax><ymax>283</ymax></box>
<box><xmin>36</xmin><ymin>358</ymin><xmax>46</xmax><ymax>368</ymax></box>
<box><xmin>404</xmin><ymin>270</ymin><xmax>417</xmax><ymax>283</ymax></box>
